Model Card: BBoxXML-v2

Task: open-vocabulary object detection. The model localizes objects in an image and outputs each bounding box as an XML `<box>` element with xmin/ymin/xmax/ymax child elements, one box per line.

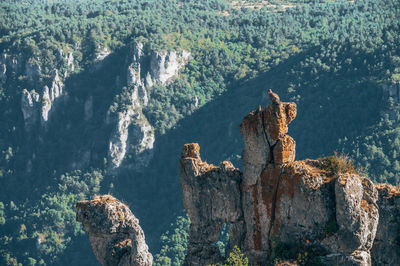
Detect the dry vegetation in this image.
<box><xmin>318</xmin><ymin>153</ymin><xmax>357</xmax><ymax>177</ymax></box>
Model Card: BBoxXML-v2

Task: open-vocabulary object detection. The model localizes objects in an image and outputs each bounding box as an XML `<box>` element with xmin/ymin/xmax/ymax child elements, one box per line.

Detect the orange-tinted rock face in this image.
<box><xmin>181</xmin><ymin>143</ymin><xmax>200</xmax><ymax>159</ymax></box>
<box><xmin>180</xmin><ymin>97</ymin><xmax>384</xmax><ymax>266</ymax></box>
<box><xmin>77</xmin><ymin>93</ymin><xmax>397</xmax><ymax>266</ymax></box>
<box><xmin>76</xmin><ymin>195</ymin><xmax>153</xmax><ymax>266</ymax></box>
<box><xmin>273</xmin><ymin>135</ymin><xmax>296</xmax><ymax>165</ymax></box>
<box><xmin>262</xmin><ymin>102</ymin><xmax>296</xmax><ymax>141</ymax></box>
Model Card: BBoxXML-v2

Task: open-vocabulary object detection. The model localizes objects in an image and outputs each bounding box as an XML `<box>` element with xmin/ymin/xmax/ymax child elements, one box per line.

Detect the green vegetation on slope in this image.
<box><xmin>0</xmin><ymin>0</ymin><xmax>399</xmax><ymax>264</ymax></box>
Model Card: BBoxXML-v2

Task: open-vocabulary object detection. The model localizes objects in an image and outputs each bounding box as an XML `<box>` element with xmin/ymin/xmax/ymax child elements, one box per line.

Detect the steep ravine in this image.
<box><xmin>10</xmin><ymin>42</ymin><xmax>190</xmax><ymax>175</ymax></box>
<box><xmin>107</xmin><ymin>42</ymin><xmax>190</xmax><ymax>170</ymax></box>
<box><xmin>77</xmin><ymin>95</ymin><xmax>400</xmax><ymax>265</ymax></box>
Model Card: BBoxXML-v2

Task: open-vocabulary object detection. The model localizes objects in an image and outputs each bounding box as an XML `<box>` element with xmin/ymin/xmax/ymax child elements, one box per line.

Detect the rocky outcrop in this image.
<box><xmin>59</xmin><ymin>49</ymin><xmax>75</xmax><ymax>74</ymax></box>
<box><xmin>371</xmin><ymin>184</ymin><xmax>400</xmax><ymax>265</ymax></box>
<box><xmin>0</xmin><ymin>53</ymin><xmax>22</xmax><ymax>83</ymax></box>
<box><xmin>107</xmin><ymin>42</ymin><xmax>190</xmax><ymax>170</ymax></box>
<box><xmin>66</xmin><ymin>51</ymin><xmax>75</xmax><ymax>72</ymax></box>
<box><xmin>21</xmin><ymin>89</ymin><xmax>40</xmax><ymax>128</ymax></box>
<box><xmin>180</xmin><ymin>143</ymin><xmax>243</xmax><ymax>265</ymax></box>
<box><xmin>148</xmin><ymin>49</ymin><xmax>191</xmax><ymax>86</ymax></box>
<box><xmin>21</xmin><ymin>70</ymin><xmax>65</xmax><ymax>129</ymax></box>
<box><xmin>78</xmin><ymin>93</ymin><xmax>399</xmax><ymax>266</ymax></box>
<box><xmin>126</xmin><ymin>42</ymin><xmax>149</xmax><ymax>106</ymax></box>
<box><xmin>93</xmin><ymin>46</ymin><xmax>111</xmax><ymax>71</ymax></box>
<box><xmin>76</xmin><ymin>195</ymin><xmax>153</xmax><ymax>266</ymax></box>
<box><xmin>0</xmin><ymin>54</ymin><xmax>8</xmax><ymax>83</ymax></box>
<box><xmin>127</xmin><ymin>42</ymin><xmax>191</xmax><ymax>89</ymax></box>
<box><xmin>25</xmin><ymin>59</ymin><xmax>41</xmax><ymax>81</ymax></box>
<box><xmin>180</xmin><ymin>97</ymin><xmax>383</xmax><ymax>265</ymax></box>
<box><xmin>107</xmin><ymin>95</ymin><xmax>154</xmax><ymax>169</ymax></box>
<box><xmin>0</xmin><ymin>49</ymin><xmax>74</xmax><ymax>130</ymax></box>
<box><xmin>0</xmin><ymin>48</ymin><xmax>75</xmax><ymax>130</ymax></box>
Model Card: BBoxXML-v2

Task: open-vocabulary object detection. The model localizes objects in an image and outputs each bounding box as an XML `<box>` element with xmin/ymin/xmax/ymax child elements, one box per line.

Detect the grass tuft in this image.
<box><xmin>318</xmin><ymin>152</ymin><xmax>357</xmax><ymax>176</ymax></box>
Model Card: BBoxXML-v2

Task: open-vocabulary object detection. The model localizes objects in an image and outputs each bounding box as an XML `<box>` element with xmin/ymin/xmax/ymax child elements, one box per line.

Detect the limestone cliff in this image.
<box><xmin>76</xmin><ymin>195</ymin><xmax>153</xmax><ymax>266</ymax></box>
<box><xmin>0</xmin><ymin>50</ymin><xmax>75</xmax><ymax>131</ymax></box>
<box><xmin>371</xmin><ymin>184</ymin><xmax>400</xmax><ymax>265</ymax></box>
<box><xmin>21</xmin><ymin>70</ymin><xmax>65</xmax><ymax>129</ymax></box>
<box><xmin>179</xmin><ymin>96</ymin><xmax>395</xmax><ymax>265</ymax></box>
<box><xmin>106</xmin><ymin>87</ymin><xmax>154</xmax><ymax>170</ymax></box>
<box><xmin>382</xmin><ymin>81</ymin><xmax>400</xmax><ymax>103</ymax></box>
<box><xmin>107</xmin><ymin>42</ymin><xmax>190</xmax><ymax>170</ymax></box>
<box><xmin>180</xmin><ymin>144</ymin><xmax>243</xmax><ymax>265</ymax></box>
<box><xmin>78</xmin><ymin>93</ymin><xmax>399</xmax><ymax>266</ymax></box>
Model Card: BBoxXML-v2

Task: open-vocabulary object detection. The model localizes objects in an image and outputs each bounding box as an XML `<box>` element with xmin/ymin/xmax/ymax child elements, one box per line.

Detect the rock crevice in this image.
<box><xmin>179</xmin><ymin>95</ymin><xmax>386</xmax><ymax>265</ymax></box>
<box><xmin>77</xmin><ymin>92</ymin><xmax>400</xmax><ymax>266</ymax></box>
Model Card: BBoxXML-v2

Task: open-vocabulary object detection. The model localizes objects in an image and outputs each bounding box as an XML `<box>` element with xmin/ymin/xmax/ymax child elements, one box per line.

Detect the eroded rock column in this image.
<box><xmin>180</xmin><ymin>97</ymin><xmax>380</xmax><ymax>265</ymax></box>
<box><xmin>371</xmin><ymin>184</ymin><xmax>400</xmax><ymax>265</ymax></box>
<box><xmin>239</xmin><ymin>102</ymin><xmax>296</xmax><ymax>261</ymax></box>
<box><xmin>76</xmin><ymin>195</ymin><xmax>153</xmax><ymax>266</ymax></box>
<box><xmin>179</xmin><ymin>143</ymin><xmax>243</xmax><ymax>265</ymax></box>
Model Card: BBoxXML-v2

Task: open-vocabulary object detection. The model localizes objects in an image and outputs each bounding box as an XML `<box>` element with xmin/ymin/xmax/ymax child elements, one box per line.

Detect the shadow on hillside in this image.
<box><xmin>8</xmin><ymin>40</ymin><xmax>383</xmax><ymax>256</ymax></box>
<box><xmin>11</xmin><ymin>46</ymin><xmax>132</xmax><ymax>200</ymax></box>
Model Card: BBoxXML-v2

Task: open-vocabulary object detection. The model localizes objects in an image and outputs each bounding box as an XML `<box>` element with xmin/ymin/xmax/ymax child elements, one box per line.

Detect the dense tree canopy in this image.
<box><xmin>0</xmin><ymin>0</ymin><xmax>399</xmax><ymax>264</ymax></box>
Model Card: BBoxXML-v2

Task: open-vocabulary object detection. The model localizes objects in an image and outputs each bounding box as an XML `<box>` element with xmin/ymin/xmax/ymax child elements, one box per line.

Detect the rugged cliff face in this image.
<box><xmin>107</xmin><ymin>42</ymin><xmax>190</xmax><ymax>170</ymax></box>
<box><xmin>371</xmin><ymin>184</ymin><xmax>400</xmax><ymax>265</ymax></box>
<box><xmin>76</xmin><ymin>195</ymin><xmax>153</xmax><ymax>266</ymax></box>
<box><xmin>0</xmin><ymin>50</ymin><xmax>76</xmax><ymax>131</ymax></box>
<box><xmin>6</xmin><ymin>41</ymin><xmax>189</xmax><ymax>172</ymax></box>
<box><xmin>180</xmin><ymin>98</ymin><xmax>397</xmax><ymax>265</ymax></box>
<box><xmin>179</xmin><ymin>144</ymin><xmax>243</xmax><ymax>265</ymax></box>
<box><xmin>77</xmin><ymin>95</ymin><xmax>400</xmax><ymax>266</ymax></box>
<box><xmin>21</xmin><ymin>70</ymin><xmax>65</xmax><ymax>128</ymax></box>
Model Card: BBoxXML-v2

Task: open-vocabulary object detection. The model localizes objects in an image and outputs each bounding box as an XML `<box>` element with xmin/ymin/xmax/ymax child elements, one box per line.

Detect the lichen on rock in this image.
<box><xmin>76</xmin><ymin>195</ymin><xmax>153</xmax><ymax>266</ymax></box>
<box><xmin>179</xmin><ymin>92</ymin><xmax>383</xmax><ymax>265</ymax></box>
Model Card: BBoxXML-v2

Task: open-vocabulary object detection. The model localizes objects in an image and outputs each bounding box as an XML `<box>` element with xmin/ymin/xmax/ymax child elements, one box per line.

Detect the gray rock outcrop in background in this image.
<box><xmin>6</xmin><ymin>41</ymin><xmax>190</xmax><ymax>171</ymax></box>
<box><xmin>21</xmin><ymin>70</ymin><xmax>65</xmax><ymax>129</ymax></box>
<box><xmin>107</xmin><ymin>42</ymin><xmax>190</xmax><ymax>170</ymax></box>
<box><xmin>0</xmin><ymin>50</ymin><xmax>75</xmax><ymax>131</ymax></box>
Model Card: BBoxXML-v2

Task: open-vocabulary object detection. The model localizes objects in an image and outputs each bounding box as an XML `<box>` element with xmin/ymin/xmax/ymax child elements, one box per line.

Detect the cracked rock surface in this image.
<box><xmin>77</xmin><ymin>95</ymin><xmax>400</xmax><ymax>266</ymax></box>
<box><xmin>180</xmin><ymin>98</ymin><xmax>388</xmax><ymax>265</ymax></box>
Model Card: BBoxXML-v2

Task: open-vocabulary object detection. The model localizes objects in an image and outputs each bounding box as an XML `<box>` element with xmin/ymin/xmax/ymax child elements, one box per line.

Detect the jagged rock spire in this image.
<box><xmin>76</xmin><ymin>96</ymin><xmax>399</xmax><ymax>266</ymax></box>
<box><xmin>180</xmin><ymin>98</ymin><xmax>379</xmax><ymax>265</ymax></box>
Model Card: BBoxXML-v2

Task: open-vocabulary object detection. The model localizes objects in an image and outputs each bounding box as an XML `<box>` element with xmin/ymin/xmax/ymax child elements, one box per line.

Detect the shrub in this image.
<box><xmin>211</xmin><ymin>246</ymin><xmax>248</xmax><ymax>266</ymax></box>
<box><xmin>226</xmin><ymin>246</ymin><xmax>248</xmax><ymax>266</ymax></box>
<box><xmin>319</xmin><ymin>153</ymin><xmax>357</xmax><ymax>176</ymax></box>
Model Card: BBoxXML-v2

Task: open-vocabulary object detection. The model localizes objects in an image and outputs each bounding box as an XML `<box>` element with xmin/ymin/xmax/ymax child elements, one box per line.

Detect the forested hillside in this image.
<box><xmin>0</xmin><ymin>0</ymin><xmax>399</xmax><ymax>265</ymax></box>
